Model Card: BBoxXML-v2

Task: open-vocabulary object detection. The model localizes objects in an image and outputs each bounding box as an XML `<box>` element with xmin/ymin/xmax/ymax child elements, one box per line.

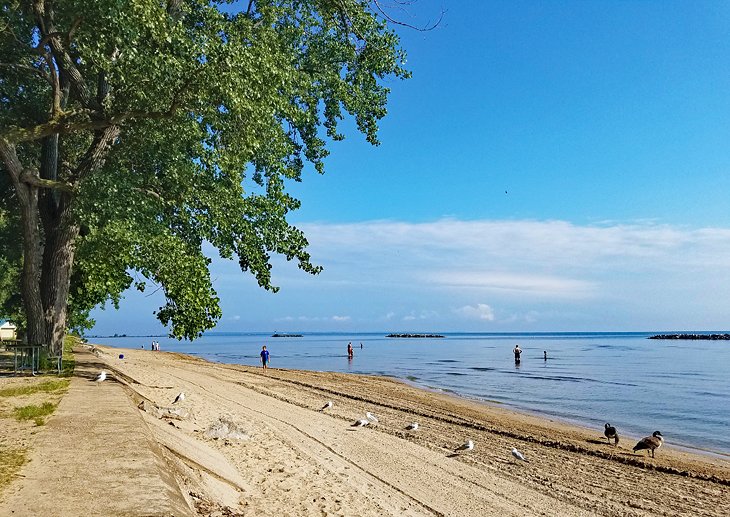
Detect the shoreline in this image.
<box><xmin>82</xmin><ymin>344</ymin><xmax>730</xmax><ymax>514</ymax></box>
<box><xmin>163</xmin><ymin>347</ymin><xmax>730</xmax><ymax>460</ymax></box>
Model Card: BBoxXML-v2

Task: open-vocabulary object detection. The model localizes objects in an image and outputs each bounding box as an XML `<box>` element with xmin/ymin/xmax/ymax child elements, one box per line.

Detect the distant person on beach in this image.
<box><xmin>513</xmin><ymin>345</ymin><xmax>522</xmax><ymax>363</ymax></box>
<box><xmin>260</xmin><ymin>345</ymin><xmax>270</xmax><ymax>371</ymax></box>
<box><xmin>347</xmin><ymin>342</ymin><xmax>354</xmax><ymax>358</ymax></box>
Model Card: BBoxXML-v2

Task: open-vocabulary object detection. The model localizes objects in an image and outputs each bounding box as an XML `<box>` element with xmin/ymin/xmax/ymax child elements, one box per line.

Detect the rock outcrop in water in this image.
<box><xmin>386</xmin><ymin>333</ymin><xmax>445</xmax><ymax>338</ymax></box>
<box><xmin>649</xmin><ymin>333</ymin><xmax>730</xmax><ymax>340</ymax></box>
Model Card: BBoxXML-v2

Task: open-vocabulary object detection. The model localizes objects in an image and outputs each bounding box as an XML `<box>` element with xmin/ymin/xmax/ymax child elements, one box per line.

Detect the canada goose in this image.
<box><xmin>172</xmin><ymin>392</ymin><xmax>185</xmax><ymax>404</ymax></box>
<box><xmin>633</xmin><ymin>431</ymin><xmax>664</xmax><ymax>458</ymax></box>
<box><xmin>319</xmin><ymin>401</ymin><xmax>333</xmax><ymax>411</ymax></box>
<box><xmin>604</xmin><ymin>423</ymin><xmax>619</xmax><ymax>445</ymax></box>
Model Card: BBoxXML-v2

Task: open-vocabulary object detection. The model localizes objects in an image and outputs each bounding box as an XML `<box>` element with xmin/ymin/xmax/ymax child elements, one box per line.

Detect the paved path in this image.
<box><xmin>0</xmin><ymin>349</ymin><xmax>192</xmax><ymax>516</ymax></box>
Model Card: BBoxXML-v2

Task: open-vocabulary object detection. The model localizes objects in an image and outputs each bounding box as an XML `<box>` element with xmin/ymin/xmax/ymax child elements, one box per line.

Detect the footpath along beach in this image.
<box><xmin>1</xmin><ymin>344</ymin><xmax>729</xmax><ymax>516</ymax></box>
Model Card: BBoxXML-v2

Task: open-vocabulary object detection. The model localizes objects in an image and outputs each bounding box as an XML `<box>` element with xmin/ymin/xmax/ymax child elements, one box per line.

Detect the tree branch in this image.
<box><xmin>0</xmin><ymin>62</ymin><xmax>53</xmax><ymax>86</ymax></box>
<box><xmin>371</xmin><ymin>0</ymin><xmax>445</xmax><ymax>31</ymax></box>
<box><xmin>19</xmin><ymin>170</ymin><xmax>74</xmax><ymax>192</ymax></box>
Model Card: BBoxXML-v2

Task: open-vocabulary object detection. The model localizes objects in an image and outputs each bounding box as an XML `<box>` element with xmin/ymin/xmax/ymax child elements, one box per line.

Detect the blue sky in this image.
<box><xmin>91</xmin><ymin>1</ymin><xmax>730</xmax><ymax>335</ymax></box>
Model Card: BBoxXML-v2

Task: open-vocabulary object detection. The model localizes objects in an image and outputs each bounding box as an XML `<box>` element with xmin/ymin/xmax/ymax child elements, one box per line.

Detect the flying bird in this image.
<box><xmin>454</xmin><ymin>440</ymin><xmax>474</xmax><ymax>453</ymax></box>
<box><xmin>604</xmin><ymin>423</ymin><xmax>619</xmax><ymax>445</ymax></box>
<box><xmin>511</xmin><ymin>448</ymin><xmax>529</xmax><ymax>462</ymax></box>
<box><xmin>633</xmin><ymin>431</ymin><xmax>664</xmax><ymax>458</ymax></box>
<box><xmin>319</xmin><ymin>401</ymin><xmax>333</xmax><ymax>412</ymax></box>
<box><xmin>93</xmin><ymin>371</ymin><xmax>106</xmax><ymax>383</ymax></box>
<box><xmin>352</xmin><ymin>419</ymin><xmax>370</xmax><ymax>427</ymax></box>
<box><xmin>366</xmin><ymin>412</ymin><xmax>378</xmax><ymax>423</ymax></box>
<box><xmin>405</xmin><ymin>422</ymin><xmax>419</xmax><ymax>431</ymax></box>
<box><xmin>172</xmin><ymin>392</ymin><xmax>185</xmax><ymax>404</ymax></box>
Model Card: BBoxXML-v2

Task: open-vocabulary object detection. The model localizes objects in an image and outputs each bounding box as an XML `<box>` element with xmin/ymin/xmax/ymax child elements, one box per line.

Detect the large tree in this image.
<box><xmin>0</xmin><ymin>0</ymin><xmax>409</xmax><ymax>353</ymax></box>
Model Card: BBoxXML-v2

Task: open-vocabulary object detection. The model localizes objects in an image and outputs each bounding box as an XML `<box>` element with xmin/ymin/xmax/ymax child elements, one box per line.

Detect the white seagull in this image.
<box><xmin>405</xmin><ymin>422</ymin><xmax>419</xmax><ymax>431</ymax></box>
<box><xmin>352</xmin><ymin>419</ymin><xmax>370</xmax><ymax>427</ymax></box>
<box><xmin>93</xmin><ymin>371</ymin><xmax>107</xmax><ymax>383</ymax></box>
<box><xmin>511</xmin><ymin>448</ymin><xmax>529</xmax><ymax>462</ymax></box>
<box><xmin>366</xmin><ymin>412</ymin><xmax>378</xmax><ymax>423</ymax></box>
<box><xmin>454</xmin><ymin>440</ymin><xmax>474</xmax><ymax>453</ymax></box>
<box><xmin>172</xmin><ymin>392</ymin><xmax>185</xmax><ymax>404</ymax></box>
<box><xmin>319</xmin><ymin>401</ymin><xmax>333</xmax><ymax>412</ymax></box>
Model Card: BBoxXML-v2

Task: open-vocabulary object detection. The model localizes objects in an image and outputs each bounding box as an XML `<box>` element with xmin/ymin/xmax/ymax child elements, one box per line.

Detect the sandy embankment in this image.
<box><xmin>96</xmin><ymin>346</ymin><xmax>729</xmax><ymax>516</ymax></box>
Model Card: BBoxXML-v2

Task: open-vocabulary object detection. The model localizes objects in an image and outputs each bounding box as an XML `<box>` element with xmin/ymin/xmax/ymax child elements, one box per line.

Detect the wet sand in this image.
<box><xmin>75</xmin><ymin>346</ymin><xmax>730</xmax><ymax>515</ymax></box>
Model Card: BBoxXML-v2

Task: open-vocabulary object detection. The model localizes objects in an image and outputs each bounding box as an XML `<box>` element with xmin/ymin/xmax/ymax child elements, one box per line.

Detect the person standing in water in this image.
<box><xmin>260</xmin><ymin>345</ymin><xmax>270</xmax><ymax>371</ymax></box>
<box><xmin>347</xmin><ymin>342</ymin><xmax>354</xmax><ymax>359</ymax></box>
<box><xmin>543</xmin><ymin>350</ymin><xmax>548</xmax><ymax>361</ymax></box>
<box><xmin>513</xmin><ymin>344</ymin><xmax>522</xmax><ymax>363</ymax></box>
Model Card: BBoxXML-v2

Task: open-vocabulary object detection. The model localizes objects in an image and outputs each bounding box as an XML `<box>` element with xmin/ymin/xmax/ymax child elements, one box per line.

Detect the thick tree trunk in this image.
<box><xmin>0</xmin><ymin>139</ymin><xmax>47</xmax><ymax>345</ymax></box>
<box><xmin>18</xmin><ymin>186</ymin><xmax>48</xmax><ymax>346</ymax></box>
<box><xmin>40</xmin><ymin>207</ymin><xmax>79</xmax><ymax>356</ymax></box>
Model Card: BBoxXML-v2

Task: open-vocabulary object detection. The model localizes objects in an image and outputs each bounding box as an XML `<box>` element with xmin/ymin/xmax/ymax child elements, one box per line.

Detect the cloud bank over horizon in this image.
<box><xmin>90</xmin><ymin>218</ymin><xmax>730</xmax><ymax>335</ymax></box>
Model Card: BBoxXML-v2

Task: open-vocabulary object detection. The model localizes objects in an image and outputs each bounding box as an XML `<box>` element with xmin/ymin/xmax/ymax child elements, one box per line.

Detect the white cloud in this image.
<box><xmin>454</xmin><ymin>304</ymin><xmax>495</xmax><ymax>321</ymax></box>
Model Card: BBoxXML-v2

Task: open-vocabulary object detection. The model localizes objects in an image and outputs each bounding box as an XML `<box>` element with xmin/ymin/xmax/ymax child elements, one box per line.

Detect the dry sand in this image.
<box><xmin>7</xmin><ymin>345</ymin><xmax>730</xmax><ymax>516</ymax></box>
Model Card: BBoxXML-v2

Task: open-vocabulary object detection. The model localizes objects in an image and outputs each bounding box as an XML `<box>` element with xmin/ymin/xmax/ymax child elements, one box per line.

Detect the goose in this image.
<box><xmin>604</xmin><ymin>423</ymin><xmax>619</xmax><ymax>445</ymax></box>
<box><xmin>172</xmin><ymin>392</ymin><xmax>185</xmax><ymax>404</ymax></box>
<box><xmin>633</xmin><ymin>431</ymin><xmax>664</xmax><ymax>458</ymax></box>
<box><xmin>319</xmin><ymin>401</ymin><xmax>333</xmax><ymax>412</ymax></box>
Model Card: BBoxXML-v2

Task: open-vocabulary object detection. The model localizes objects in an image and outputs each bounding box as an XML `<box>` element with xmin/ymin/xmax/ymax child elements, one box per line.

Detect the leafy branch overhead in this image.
<box><xmin>0</xmin><ymin>1</ymin><xmax>409</xmax><ymax>343</ymax></box>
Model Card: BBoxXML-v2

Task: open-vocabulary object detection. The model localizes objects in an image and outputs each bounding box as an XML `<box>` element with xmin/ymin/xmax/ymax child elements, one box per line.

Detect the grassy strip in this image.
<box><xmin>0</xmin><ymin>379</ymin><xmax>70</xmax><ymax>398</ymax></box>
<box><xmin>13</xmin><ymin>402</ymin><xmax>57</xmax><ymax>425</ymax></box>
<box><xmin>0</xmin><ymin>446</ymin><xmax>27</xmax><ymax>495</ymax></box>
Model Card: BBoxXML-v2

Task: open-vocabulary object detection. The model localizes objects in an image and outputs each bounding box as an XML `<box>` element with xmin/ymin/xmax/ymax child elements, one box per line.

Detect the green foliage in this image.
<box><xmin>1</xmin><ymin>1</ymin><xmax>408</xmax><ymax>339</ymax></box>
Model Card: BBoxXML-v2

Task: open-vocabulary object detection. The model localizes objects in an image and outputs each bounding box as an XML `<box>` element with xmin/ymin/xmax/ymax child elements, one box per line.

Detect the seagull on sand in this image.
<box><xmin>405</xmin><ymin>422</ymin><xmax>419</xmax><ymax>431</ymax></box>
<box><xmin>511</xmin><ymin>448</ymin><xmax>529</xmax><ymax>462</ymax></box>
<box><xmin>319</xmin><ymin>401</ymin><xmax>333</xmax><ymax>412</ymax></box>
<box><xmin>366</xmin><ymin>412</ymin><xmax>378</xmax><ymax>423</ymax></box>
<box><xmin>604</xmin><ymin>423</ymin><xmax>619</xmax><ymax>445</ymax></box>
<box><xmin>633</xmin><ymin>431</ymin><xmax>664</xmax><ymax>458</ymax></box>
<box><xmin>172</xmin><ymin>392</ymin><xmax>185</xmax><ymax>404</ymax></box>
<box><xmin>93</xmin><ymin>371</ymin><xmax>106</xmax><ymax>383</ymax></box>
<box><xmin>352</xmin><ymin>419</ymin><xmax>370</xmax><ymax>427</ymax></box>
<box><xmin>454</xmin><ymin>440</ymin><xmax>474</xmax><ymax>453</ymax></box>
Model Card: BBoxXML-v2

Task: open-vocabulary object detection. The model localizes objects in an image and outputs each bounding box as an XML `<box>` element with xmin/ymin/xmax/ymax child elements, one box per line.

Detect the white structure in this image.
<box><xmin>0</xmin><ymin>321</ymin><xmax>17</xmax><ymax>341</ymax></box>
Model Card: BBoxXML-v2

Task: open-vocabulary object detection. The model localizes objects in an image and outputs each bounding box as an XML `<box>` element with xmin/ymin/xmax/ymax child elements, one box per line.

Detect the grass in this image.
<box><xmin>0</xmin><ymin>379</ymin><xmax>70</xmax><ymax>398</ymax></box>
<box><xmin>0</xmin><ymin>446</ymin><xmax>27</xmax><ymax>494</ymax></box>
<box><xmin>13</xmin><ymin>402</ymin><xmax>57</xmax><ymax>425</ymax></box>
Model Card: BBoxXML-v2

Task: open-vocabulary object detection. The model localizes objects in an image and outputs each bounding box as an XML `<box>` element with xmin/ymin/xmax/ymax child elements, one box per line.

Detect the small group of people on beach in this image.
<box><xmin>150</xmin><ymin>340</ymin><xmax>161</xmax><ymax>351</ymax></box>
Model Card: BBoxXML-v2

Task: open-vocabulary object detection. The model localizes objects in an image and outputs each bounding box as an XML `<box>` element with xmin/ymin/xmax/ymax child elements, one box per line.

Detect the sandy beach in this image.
<box><xmin>4</xmin><ymin>344</ymin><xmax>730</xmax><ymax>516</ymax></box>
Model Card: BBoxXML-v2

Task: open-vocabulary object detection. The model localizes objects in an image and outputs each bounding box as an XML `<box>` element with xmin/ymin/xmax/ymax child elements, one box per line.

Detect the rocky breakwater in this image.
<box><xmin>649</xmin><ymin>333</ymin><xmax>730</xmax><ymax>340</ymax></box>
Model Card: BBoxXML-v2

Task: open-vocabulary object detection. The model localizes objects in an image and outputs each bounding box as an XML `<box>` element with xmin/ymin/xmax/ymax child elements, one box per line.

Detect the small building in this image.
<box><xmin>0</xmin><ymin>321</ymin><xmax>18</xmax><ymax>341</ymax></box>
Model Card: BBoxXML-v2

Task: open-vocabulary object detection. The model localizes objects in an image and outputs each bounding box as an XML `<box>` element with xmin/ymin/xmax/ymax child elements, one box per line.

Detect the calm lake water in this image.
<box><xmin>93</xmin><ymin>332</ymin><xmax>730</xmax><ymax>455</ymax></box>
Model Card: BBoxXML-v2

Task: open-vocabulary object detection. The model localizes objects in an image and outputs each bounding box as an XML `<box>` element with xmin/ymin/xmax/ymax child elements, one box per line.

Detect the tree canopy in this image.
<box><xmin>0</xmin><ymin>0</ymin><xmax>408</xmax><ymax>348</ymax></box>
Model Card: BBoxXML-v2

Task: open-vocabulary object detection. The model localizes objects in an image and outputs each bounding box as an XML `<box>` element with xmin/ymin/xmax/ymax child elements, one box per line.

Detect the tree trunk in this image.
<box><xmin>40</xmin><ymin>204</ymin><xmax>79</xmax><ymax>356</ymax></box>
<box><xmin>18</xmin><ymin>185</ymin><xmax>48</xmax><ymax>347</ymax></box>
